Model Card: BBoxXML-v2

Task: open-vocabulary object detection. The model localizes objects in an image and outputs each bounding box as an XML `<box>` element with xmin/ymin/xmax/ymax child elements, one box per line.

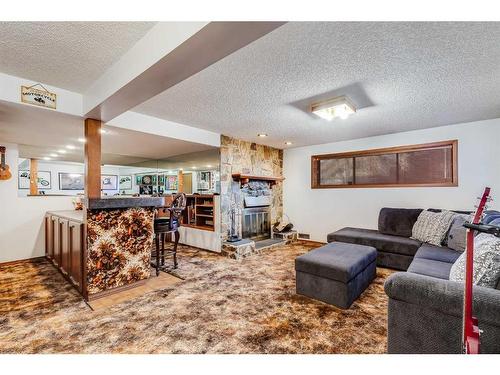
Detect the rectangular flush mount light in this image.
<box><xmin>311</xmin><ymin>95</ymin><xmax>356</xmax><ymax>120</ymax></box>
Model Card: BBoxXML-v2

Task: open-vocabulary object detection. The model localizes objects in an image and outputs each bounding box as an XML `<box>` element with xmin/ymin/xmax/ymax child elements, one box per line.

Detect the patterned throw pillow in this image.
<box><xmin>411</xmin><ymin>210</ymin><xmax>456</xmax><ymax>246</ymax></box>
<box><xmin>449</xmin><ymin>233</ymin><xmax>500</xmax><ymax>288</ymax></box>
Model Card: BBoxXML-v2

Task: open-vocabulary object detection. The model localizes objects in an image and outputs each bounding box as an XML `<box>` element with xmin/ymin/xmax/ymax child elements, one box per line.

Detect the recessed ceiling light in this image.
<box><xmin>179</xmin><ymin>168</ymin><xmax>183</xmax><ymax>171</ymax></box>
<box><xmin>284</xmin><ymin>141</ymin><xmax>293</xmax><ymax>145</ymax></box>
<box><xmin>258</xmin><ymin>133</ymin><xmax>268</xmax><ymax>137</ymax></box>
<box><xmin>192</xmin><ymin>166</ymin><xmax>197</xmax><ymax>169</ymax></box>
<box><xmin>50</xmin><ymin>153</ymin><xmax>58</xmax><ymax>157</ymax></box>
<box><xmin>311</xmin><ymin>95</ymin><xmax>356</xmax><ymax>121</ymax></box>
<box><xmin>77</xmin><ymin>138</ymin><xmax>86</xmax><ymax>143</ymax></box>
<box><xmin>43</xmin><ymin>157</ymin><xmax>51</xmax><ymax>161</ymax></box>
<box><xmin>66</xmin><ymin>145</ymin><xmax>76</xmax><ymax>150</ymax></box>
<box><xmin>57</xmin><ymin>149</ymin><xmax>67</xmax><ymax>154</ymax></box>
<box><xmin>206</xmin><ymin>165</ymin><xmax>213</xmax><ymax>168</ymax></box>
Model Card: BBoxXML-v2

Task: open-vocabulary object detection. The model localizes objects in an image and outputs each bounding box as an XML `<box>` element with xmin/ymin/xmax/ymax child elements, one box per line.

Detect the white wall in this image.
<box><xmin>0</xmin><ymin>143</ymin><xmax>75</xmax><ymax>263</ymax></box>
<box><xmin>283</xmin><ymin>118</ymin><xmax>500</xmax><ymax>242</ymax></box>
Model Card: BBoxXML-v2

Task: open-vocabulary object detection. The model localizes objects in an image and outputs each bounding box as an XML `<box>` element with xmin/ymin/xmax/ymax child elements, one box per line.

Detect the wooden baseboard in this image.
<box><xmin>0</xmin><ymin>256</ymin><xmax>46</xmax><ymax>267</ymax></box>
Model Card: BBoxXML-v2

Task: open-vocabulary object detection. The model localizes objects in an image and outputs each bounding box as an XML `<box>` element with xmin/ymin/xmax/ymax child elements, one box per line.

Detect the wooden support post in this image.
<box><xmin>29</xmin><ymin>158</ymin><xmax>38</xmax><ymax>195</ymax></box>
<box><xmin>84</xmin><ymin>119</ymin><xmax>102</xmax><ymax>199</ymax></box>
<box><xmin>178</xmin><ymin>170</ymin><xmax>184</xmax><ymax>193</ymax></box>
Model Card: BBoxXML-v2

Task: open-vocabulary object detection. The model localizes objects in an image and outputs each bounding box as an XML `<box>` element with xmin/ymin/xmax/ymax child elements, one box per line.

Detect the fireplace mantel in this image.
<box><xmin>232</xmin><ymin>173</ymin><xmax>285</xmax><ymax>187</ymax></box>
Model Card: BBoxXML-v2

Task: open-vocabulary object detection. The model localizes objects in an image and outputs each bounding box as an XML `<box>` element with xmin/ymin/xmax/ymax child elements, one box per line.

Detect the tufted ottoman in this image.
<box><xmin>295</xmin><ymin>242</ymin><xmax>377</xmax><ymax>309</ymax></box>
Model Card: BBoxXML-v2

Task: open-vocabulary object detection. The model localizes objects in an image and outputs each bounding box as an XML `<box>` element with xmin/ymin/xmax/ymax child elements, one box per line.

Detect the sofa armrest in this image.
<box><xmin>384</xmin><ymin>272</ymin><xmax>500</xmax><ymax>327</ymax></box>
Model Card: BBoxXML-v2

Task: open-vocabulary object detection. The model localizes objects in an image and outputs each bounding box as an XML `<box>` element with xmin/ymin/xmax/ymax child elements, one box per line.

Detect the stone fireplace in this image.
<box><xmin>220</xmin><ymin>135</ymin><xmax>283</xmax><ymax>243</ymax></box>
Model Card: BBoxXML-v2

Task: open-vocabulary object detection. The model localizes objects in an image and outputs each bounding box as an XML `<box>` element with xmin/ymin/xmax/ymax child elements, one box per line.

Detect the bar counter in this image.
<box><xmin>46</xmin><ymin>197</ymin><xmax>166</xmax><ymax>301</ymax></box>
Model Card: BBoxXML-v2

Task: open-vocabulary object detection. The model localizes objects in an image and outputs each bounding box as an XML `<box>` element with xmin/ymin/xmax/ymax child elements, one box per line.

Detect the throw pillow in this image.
<box><xmin>449</xmin><ymin>233</ymin><xmax>500</xmax><ymax>288</ymax></box>
<box><xmin>445</xmin><ymin>214</ymin><xmax>470</xmax><ymax>252</ymax></box>
<box><xmin>411</xmin><ymin>209</ymin><xmax>456</xmax><ymax>246</ymax></box>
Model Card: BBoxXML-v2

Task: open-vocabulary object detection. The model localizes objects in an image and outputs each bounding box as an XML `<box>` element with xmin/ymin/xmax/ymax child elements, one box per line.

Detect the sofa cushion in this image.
<box><xmin>415</xmin><ymin>243</ymin><xmax>462</xmax><ymax>264</ymax></box>
<box><xmin>328</xmin><ymin>227</ymin><xmax>422</xmax><ymax>257</ymax></box>
<box><xmin>411</xmin><ymin>210</ymin><xmax>456</xmax><ymax>246</ymax></box>
<box><xmin>295</xmin><ymin>242</ymin><xmax>377</xmax><ymax>283</ymax></box>
<box><xmin>407</xmin><ymin>258</ymin><xmax>453</xmax><ymax>280</ymax></box>
<box><xmin>481</xmin><ymin>210</ymin><xmax>500</xmax><ymax>224</ymax></box>
<box><xmin>445</xmin><ymin>214</ymin><xmax>469</xmax><ymax>251</ymax></box>
<box><xmin>378</xmin><ymin>208</ymin><xmax>423</xmax><ymax>237</ymax></box>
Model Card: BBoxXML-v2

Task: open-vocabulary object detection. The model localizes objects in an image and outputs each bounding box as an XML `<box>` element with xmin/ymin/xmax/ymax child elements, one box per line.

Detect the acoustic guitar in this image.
<box><xmin>0</xmin><ymin>146</ymin><xmax>12</xmax><ymax>181</ymax></box>
<box><xmin>462</xmin><ymin>187</ymin><xmax>491</xmax><ymax>354</ymax></box>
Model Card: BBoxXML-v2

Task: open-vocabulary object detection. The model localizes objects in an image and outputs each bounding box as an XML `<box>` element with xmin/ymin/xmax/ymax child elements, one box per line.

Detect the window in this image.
<box><xmin>311</xmin><ymin>140</ymin><xmax>457</xmax><ymax>188</ymax></box>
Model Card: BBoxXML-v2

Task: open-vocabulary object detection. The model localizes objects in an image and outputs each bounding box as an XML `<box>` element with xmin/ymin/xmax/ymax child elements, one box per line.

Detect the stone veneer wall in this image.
<box><xmin>220</xmin><ymin>135</ymin><xmax>283</xmax><ymax>240</ymax></box>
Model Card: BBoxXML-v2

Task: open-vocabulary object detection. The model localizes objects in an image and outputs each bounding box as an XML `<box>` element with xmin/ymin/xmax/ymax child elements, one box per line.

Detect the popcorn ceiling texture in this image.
<box><xmin>0</xmin><ymin>242</ymin><xmax>393</xmax><ymax>353</ymax></box>
<box><xmin>135</xmin><ymin>22</ymin><xmax>500</xmax><ymax>148</ymax></box>
<box><xmin>220</xmin><ymin>135</ymin><xmax>283</xmax><ymax>240</ymax></box>
<box><xmin>0</xmin><ymin>22</ymin><xmax>155</xmax><ymax>92</ymax></box>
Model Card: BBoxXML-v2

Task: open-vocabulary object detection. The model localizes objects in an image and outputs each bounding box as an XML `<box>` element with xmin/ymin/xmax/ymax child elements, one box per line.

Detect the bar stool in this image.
<box><xmin>152</xmin><ymin>193</ymin><xmax>187</xmax><ymax>276</ymax></box>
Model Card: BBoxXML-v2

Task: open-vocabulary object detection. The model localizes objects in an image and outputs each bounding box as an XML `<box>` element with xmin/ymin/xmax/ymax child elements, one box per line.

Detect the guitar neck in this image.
<box><xmin>462</xmin><ymin>186</ymin><xmax>491</xmax><ymax>354</ymax></box>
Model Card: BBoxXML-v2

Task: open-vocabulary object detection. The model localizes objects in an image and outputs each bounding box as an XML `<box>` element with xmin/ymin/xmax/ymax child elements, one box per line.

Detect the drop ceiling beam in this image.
<box><xmin>84</xmin><ymin>22</ymin><xmax>285</xmax><ymax>122</ymax></box>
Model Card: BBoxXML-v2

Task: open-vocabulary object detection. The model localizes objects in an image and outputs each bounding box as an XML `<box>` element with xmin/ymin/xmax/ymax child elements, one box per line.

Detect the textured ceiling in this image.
<box><xmin>0</xmin><ymin>101</ymin><xmax>215</xmax><ymax>165</ymax></box>
<box><xmin>0</xmin><ymin>22</ymin><xmax>155</xmax><ymax>92</ymax></box>
<box><xmin>134</xmin><ymin>22</ymin><xmax>500</xmax><ymax>148</ymax></box>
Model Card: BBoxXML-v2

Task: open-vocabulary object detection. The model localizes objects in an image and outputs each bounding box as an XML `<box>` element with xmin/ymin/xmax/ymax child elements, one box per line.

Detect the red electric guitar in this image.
<box><xmin>462</xmin><ymin>187</ymin><xmax>492</xmax><ymax>354</ymax></box>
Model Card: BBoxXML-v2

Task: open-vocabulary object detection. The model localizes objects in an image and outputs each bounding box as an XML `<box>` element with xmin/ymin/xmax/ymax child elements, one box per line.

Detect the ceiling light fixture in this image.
<box><xmin>284</xmin><ymin>141</ymin><xmax>293</xmax><ymax>146</ymax></box>
<box><xmin>192</xmin><ymin>166</ymin><xmax>197</xmax><ymax>169</ymax></box>
<box><xmin>311</xmin><ymin>95</ymin><xmax>356</xmax><ymax>121</ymax></box>
<box><xmin>206</xmin><ymin>165</ymin><xmax>213</xmax><ymax>168</ymax></box>
<box><xmin>77</xmin><ymin>138</ymin><xmax>86</xmax><ymax>143</ymax></box>
<box><xmin>99</xmin><ymin>129</ymin><xmax>107</xmax><ymax>134</ymax></box>
<box><xmin>57</xmin><ymin>149</ymin><xmax>67</xmax><ymax>154</ymax></box>
<box><xmin>43</xmin><ymin>157</ymin><xmax>51</xmax><ymax>161</ymax></box>
<box><xmin>257</xmin><ymin>133</ymin><xmax>268</xmax><ymax>137</ymax></box>
<box><xmin>50</xmin><ymin>153</ymin><xmax>58</xmax><ymax>157</ymax></box>
<box><xmin>66</xmin><ymin>145</ymin><xmax>76</xmax><ymax>150</ymax></box>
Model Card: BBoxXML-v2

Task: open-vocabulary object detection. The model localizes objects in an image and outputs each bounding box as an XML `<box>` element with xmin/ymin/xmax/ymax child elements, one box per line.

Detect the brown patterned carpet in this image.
<box><xmin>0</xmin><ymin>242</ymin><xmax>393</xmax><ymax>354</ymax></box>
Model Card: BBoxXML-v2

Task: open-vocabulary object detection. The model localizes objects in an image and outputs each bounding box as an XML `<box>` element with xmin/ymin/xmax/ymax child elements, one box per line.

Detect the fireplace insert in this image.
<box><xmin>242</xmin><ymin>206</ymin><xmax>271</xmax><ymax>241</ymax></box>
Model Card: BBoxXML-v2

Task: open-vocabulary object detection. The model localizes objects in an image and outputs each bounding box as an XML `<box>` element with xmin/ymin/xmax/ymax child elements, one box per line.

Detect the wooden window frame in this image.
<box><xmin>311</xmin><ymin>140</ymin><xmax>458</xmax><ymax>189</ymax></box>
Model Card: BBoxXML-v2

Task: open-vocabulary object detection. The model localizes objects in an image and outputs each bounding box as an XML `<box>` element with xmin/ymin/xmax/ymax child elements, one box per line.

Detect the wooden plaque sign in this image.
<box><xmin>21</xmin><ymin>85</ymin><xmax>57</xmax><ymax>109</ymax></box>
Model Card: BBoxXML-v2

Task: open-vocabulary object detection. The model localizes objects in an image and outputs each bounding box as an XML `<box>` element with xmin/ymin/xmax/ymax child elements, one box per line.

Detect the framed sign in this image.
<box><xmin>59</xmin><ymin>173</ymin><xmax>84</xmax><ymax>190</ymax></box>
<box><xmin>19</xmin><ymin>170</ymin><xmax>52</xmax><ymax>190</ymax></box>
<box><xmin>119</xmin><ymin>175</ymin><xmax>132</xmax><ymax>190</ymax></box>
<box><xmin>101</xmin><ymin>175</ymin><xmax>118</xmax><ymax>190</ymax></box>
<box><xmin>21</xmin><ymin>84</ymin><xmax>56</xmax><ymax>109</ymax></box>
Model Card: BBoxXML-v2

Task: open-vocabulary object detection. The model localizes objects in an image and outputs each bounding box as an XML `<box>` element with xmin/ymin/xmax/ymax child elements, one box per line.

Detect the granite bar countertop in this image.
<box><xmin>84</xmin><ymin>197</ymin><xmax>165</xmax><ymax>210</ymax></box>
<box><xmin>47</xmin><ymin>210</ymin><xmax>84</xmax><ymax>222</ymax></box>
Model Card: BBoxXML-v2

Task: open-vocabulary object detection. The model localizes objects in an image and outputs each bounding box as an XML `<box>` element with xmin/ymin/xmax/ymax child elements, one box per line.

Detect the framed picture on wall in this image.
<box><xmin>119</xmin><ymin>175</ymin><xmax>132</xmax><ymax>190</ymax></box>
<box><xmin>165</xmin><ymin>175</ymin><xmax>178</xmax><ymax>190</ymax></box>
<box><xmin>158</xmin><ymin>174</ymin><xmax>165</xmax><ymax>186</ymax></box>
<box><xmin>18</xmin><ymin>170</ymin><xmax>52</xmax><ymax>189</ymax></box>
<box><xmin>59</xmin><ymin>173</ymin><xmax>84</xmax><ymax>190</ymax></box>
<box><xmin>101</xmin><ymin>175</ymin><xmax>118</xmax><ymax>190</ymax></box>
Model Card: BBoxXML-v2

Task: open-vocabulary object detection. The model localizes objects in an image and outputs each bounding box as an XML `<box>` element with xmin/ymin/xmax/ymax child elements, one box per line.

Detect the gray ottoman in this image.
<box><xmin>295</xmin><ymin>242</ymin><xmax>377</xmax><ymax>309</ymax></box>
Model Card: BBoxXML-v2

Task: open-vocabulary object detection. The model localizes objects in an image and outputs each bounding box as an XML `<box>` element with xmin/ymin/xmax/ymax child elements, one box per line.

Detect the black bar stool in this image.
<box><xmin>152</xmin><ymin>193</ymin><xmax>187</xmax><ymax>276</ymax></box>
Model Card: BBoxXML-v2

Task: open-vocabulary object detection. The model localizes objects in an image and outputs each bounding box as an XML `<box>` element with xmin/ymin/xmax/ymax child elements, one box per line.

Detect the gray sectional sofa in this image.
<box><xmin>328</xmin><ymin>207</ymin><xmax>500</xmax><ymax>354</ymax></box>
